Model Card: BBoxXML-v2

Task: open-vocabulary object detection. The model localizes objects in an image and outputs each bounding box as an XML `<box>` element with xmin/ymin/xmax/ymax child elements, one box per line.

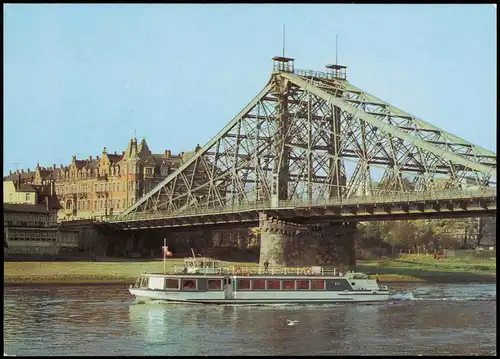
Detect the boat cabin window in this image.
<box><xmin>165</xmin><ymin>278</ymin><xmax>180</xmax><ymax>290</ymax></box>
<box><xmin>182</xmin><ymin>279</ymin><xmax>197</xmax><ymax>291</ymax></box>
<box><xmin>296</xmin><ymin>280</ymin><xmax>310</xmax><ymax>290</ymax></box>
<box><xmin>207</xmin><ymin>279</ymin><xmax>222</xmax><ymax>291</ymax></box>
<box><xmin>282</xmin><ymin>280</ymin><xmax>295</xmax><ymax>291</ymax></box>
<box><xmin>311</xmin><ymin>280</ymin><xmax>325</xmax><ymax>290</ymax></box>
<box><xmin>252</xmin><ymin>279</ymin><xmax>266</xmax><ymax>290</ymax></box>
<box><xmin>267</xmin><ymin>279</ymin><xmax>280</xmax><ymax>290</ymax></box>
<box><xmin>139</xmin><ymin>277</ymin><xmax>148</xmax><ymax>288</ymax></box>
<box><xmin>237</xmin><ymin>279</ymin><xmax>251</xmax><ymax>290</ymax></box>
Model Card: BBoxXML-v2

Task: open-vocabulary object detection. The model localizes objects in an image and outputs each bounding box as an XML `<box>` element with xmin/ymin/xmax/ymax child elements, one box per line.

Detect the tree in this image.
<box><xmin>382</xmin><ymin>221</ymin><xmax>417</xmax><ymax>253</ymax></box>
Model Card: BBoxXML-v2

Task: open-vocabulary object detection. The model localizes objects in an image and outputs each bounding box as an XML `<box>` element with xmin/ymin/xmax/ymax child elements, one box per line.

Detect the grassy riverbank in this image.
<box><xmin>357</xmin><ymin>253</ymin><xmax>497</xmax><ymax>283</ymax></box>
<box><xmin>4</xmin><ymin>253</ymin><xmax>496</xmax><ymax>285</ymax></box>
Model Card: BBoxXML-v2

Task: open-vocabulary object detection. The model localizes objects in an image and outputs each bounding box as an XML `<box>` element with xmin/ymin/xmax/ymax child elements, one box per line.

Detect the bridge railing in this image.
<box><xmin>102</xmin><ymin>188</ymin><xmax>496</xmax><ymax>223</ymax></box>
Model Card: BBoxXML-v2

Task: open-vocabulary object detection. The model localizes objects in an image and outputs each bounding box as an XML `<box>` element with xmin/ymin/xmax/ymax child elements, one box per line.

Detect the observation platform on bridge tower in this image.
<box><xmin>272</xmin><ymin>56</ymin><xmax>295</xmax><ymax>73</ymax></box>
<box><xmin>325</xmin><ymin>64</ymin><xmax>347</xmax><ymax>81</ymax></box>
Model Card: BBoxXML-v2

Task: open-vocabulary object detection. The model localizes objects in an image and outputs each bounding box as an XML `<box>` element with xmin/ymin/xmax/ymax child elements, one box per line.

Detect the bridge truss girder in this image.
<box><xmin>122</xmin><ymin>69</ymin><xmax>496</xmax><ymax>216</ymax></box>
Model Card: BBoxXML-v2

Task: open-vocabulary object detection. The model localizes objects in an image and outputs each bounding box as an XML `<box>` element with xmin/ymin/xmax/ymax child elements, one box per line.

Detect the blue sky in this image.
<box><xmin>3</xmin><ymin>4</ymin><xmax>497</xmax><ymax>175</ymax></box>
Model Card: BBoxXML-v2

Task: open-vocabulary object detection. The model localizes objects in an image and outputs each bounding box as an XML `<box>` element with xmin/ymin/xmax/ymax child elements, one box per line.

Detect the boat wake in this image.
<box><xmin>389</xmin><ymin>291</ymin><xmax>416</xmax><ymax>301</ymax></box>
<box><xmin>388</xmin><ymin>291</ymin><xmax>496</xmax><ymax>302</ymax></box>
<box><xmin>414</xmin><ymin>296</ymin><xmax>496</xmax><ymax>302</ymax></box>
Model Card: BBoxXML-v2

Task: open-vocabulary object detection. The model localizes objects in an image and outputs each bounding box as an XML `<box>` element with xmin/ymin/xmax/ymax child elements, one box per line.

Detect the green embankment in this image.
<box><xmin>3</xmin><ymin>252</ymin><xmax>496</xmax><ymax>285</ymax></box>
<box><xmin>3</xmin><ymin>259</ymin><xmax>260</xmax><ymax>285</ymax></box>
<box><xmin>357</xmin><ymin>253</ymin><xmax>497</xmax><ymax>283</ymax></box>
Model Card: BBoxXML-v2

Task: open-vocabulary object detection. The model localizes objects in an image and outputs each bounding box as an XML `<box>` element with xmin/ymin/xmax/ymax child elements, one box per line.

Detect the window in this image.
<box><xmin>311</xmin><ymin>280</ymin><xmax>325</xmax><ymax>290</ymax></box>
<box><xmin>297</xmin><ymin>280</ymin><xmax>310</xmax><ymax>290</ymax></box>
<box><xmin>26</xmin><ymin>193</ymin><xmax>31</xmax><ymax>202</ymax></box>
<box><xmin>282</xmin><ymin>280</ymin><xmax>295</xmax><ymax>291</ymax></box>
<box><xmin>165</xmin><ymin>278</ymin><xmax>179</xmax><ymax>289</ymax></box>
<box><xmin>267</xmin><ymin>279</ymin><xmax>280</xmax><ymax>290</ymax></box>
<box><xmin>122</xmin><ymin>182</ymin><xmax>125</xmax><ymax>192</ymax></box>
<box><xmin>252</xmin><ymin>279</ymin><xmax>266</xmax><ymax>290</ymax></box>
<box><xmin>207</xmin><ymin>279</ymin><xmax>222</xmax><ymax>290</ymax></box>
<box><xmin>94</xmin><ymin>201</ymin><xmax>97</xmax><ymax>210</ymax></box>
<box><xmin>117</xmin><ymin>200</ymin><xmax>120</xmax><ymax>209</ymax></box>
<box><xmin>95</xmin><ymin>184</ymin><xmax>98</xmax><ymax>192</ymax></box>
<box><xmin>182</xmin><ymin>279</ymin><xmax>197</xmax><ymax>290</ymax></box>
<box><xmin>123</xmin><ymin>199</ymin><xmax>126</xmax><ymax>208</ymax></box>
<box><xmin>145</xmin><ymin>167</ymin><xmax>152</xmax><ymax>175</ymax></box>
<box><xmin>237</xmin><ymin>279</ymin><xmax>251</xmax><ymax>290</ymax></box>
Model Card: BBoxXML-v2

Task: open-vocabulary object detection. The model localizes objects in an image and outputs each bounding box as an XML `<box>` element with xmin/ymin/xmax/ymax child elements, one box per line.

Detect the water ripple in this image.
<box><xmin>4</xmin><ymin>283</ymin><xmax>496</xmax><ymax>356</ymax></box>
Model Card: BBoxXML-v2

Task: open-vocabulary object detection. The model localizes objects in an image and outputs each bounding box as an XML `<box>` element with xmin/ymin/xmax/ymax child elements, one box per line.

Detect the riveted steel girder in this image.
<box><xmin>120</xmin><ymin>67</ymin><xmax>496</xmax><ymax>217</ymax></box>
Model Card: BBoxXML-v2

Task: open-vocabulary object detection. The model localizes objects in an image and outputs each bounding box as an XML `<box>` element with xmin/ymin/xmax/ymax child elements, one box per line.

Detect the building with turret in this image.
<box><xmin>4</xmin><ymin>137</ymin><xmax>193</xmax><ymax>221</ymax></box>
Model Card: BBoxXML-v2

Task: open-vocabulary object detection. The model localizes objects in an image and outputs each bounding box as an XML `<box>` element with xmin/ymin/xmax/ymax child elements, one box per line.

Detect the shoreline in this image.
<box><xmin>4</xmin><ymin>273</ymin><xmax>496</xmax><ymax>287</ymax></box>
<box><xmin>4</xmin><ymin>254</ymin><xmax>496</xmax><ymax>287</ymax></box>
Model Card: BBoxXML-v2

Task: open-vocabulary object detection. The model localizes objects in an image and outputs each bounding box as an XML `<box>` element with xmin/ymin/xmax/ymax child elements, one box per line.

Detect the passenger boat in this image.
<box><xmin>129</xmin><ymin>257</ymin><xmax>390</xmax><ymax>304</ymax></box>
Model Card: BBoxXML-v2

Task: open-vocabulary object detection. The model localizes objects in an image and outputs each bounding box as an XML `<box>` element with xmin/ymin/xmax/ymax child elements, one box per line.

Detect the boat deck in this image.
<box><xmin>147</xmin><ymin>266</ymin><xmax>357</xmax><ymax>278</ymax></box>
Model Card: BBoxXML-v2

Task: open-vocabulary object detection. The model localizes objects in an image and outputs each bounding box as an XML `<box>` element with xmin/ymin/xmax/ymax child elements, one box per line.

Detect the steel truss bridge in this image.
<box><xmin>101</xmin><ymin>57</ymin><xmax>496</xmax><ymax>229</ymax></box>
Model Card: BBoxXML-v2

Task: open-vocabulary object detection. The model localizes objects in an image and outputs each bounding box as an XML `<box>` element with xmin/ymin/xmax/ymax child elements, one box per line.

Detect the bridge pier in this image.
<box><xmin>259</xmin><ymin>213</ymin><xmax>296</xmax><ymax>266</ymax></box>
<box><xmin>258</xmin><ymin>213</ymin><xmax>356</xmax><ymax>267</ymax></box>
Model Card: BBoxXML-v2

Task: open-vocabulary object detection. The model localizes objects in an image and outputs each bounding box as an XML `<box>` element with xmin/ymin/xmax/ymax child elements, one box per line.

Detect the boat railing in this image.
<box><xmin>170</xmin><ymin>265</ymin><xmax>347</xmax><ymax>276</ymax></box>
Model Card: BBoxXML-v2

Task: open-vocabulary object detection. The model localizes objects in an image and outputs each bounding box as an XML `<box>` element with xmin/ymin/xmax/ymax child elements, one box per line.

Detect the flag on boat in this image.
<box><xmin>162</xmin><ymin>246</ymin><xmax>173</xmax><ymax>257</ymax></box>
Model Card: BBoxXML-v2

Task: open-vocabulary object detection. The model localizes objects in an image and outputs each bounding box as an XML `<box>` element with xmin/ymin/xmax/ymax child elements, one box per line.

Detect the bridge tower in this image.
<box><xmin>271</xmin><ymin>56</ymin><xmax>294</xmax><ymax>207</ymax></box>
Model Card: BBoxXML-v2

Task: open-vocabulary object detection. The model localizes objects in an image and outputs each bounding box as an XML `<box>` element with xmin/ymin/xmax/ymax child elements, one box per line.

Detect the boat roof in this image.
<box><xmin>140</xmin><ymin>273</ymin><xmax>369</xmax><ymax>279</ymax></box>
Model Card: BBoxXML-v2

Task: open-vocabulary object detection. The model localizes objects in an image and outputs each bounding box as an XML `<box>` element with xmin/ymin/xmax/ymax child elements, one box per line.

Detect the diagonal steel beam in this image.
<box><xmin>120</xmin><ymin>81</ymin><xmax>275</xmax><ymax>216</ymax></box>
<box><xmin>345</xmin><ymin>83</ymin><xmax>496</xmax><ymax>157</ymax></box>
<box><xmin>282</xmin><ymin>73</ymin><xmax>496</xmax><ymax>180</ymax></box>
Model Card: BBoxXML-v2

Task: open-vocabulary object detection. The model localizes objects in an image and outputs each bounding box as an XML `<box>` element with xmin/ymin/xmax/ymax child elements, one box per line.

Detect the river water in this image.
<box><xmin>3</xmin><ymin>283</ymin><xmax>496</xmax><ymax>356</ymax></box>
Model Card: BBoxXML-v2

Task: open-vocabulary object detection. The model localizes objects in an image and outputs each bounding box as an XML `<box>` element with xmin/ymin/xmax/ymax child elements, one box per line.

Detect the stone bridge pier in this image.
<box><xmin>258</xmin><ymin>213</ymin><xmax>356</xmax><ymax>268</ymax></box>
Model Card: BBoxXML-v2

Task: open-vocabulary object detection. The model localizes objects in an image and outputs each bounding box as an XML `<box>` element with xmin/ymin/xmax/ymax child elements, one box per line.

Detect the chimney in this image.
<box><xmin>165</xmin><ymin>150</ymin><xmax>170</xmax><ymax>158</ymax></box>
<box><xmin>50</xmin><ymin>181</ymin><xmax>54</xmax><ymax>196</ymax></box>
<box><xmin>97</xmin><ymin>156</ymin><xmax>100</xmax><ymax>160</ymax></box>
<box><xmin>17</xmin><ymin>173</ymin><xmax>21</xmax><ymax>190</ymax></box>
<box><xmin>114</xmin><ymin>151</ymin><xmax>117</xmax><ymax>155</ymax></box>
<box><xmin>21</xmin><ymin>169</ymin><xmax>25</xmax><ymax>174</ymax></box>
<box><xmin>27</xmin><ymin>168</ymin><xmax>30</xmax><ymax>173</ymax></box>
<box><xmin>9</xmin><ymin>170</ymin><xmax>11</xmax><ymax>175</ymax></box>
<box><xmin>53</xmin><ymin>164</ymin><xmax>56</xmax><ymax>170</ymax></box>
<box><xmin>89</xmin><ymin>156</ymin><xmax>92</xmax><ymax>161</ymax></box>
<box><xmin>122</xmin><ymin>151</ymin><xmax>125</xmax><ymax>156</ymax></box>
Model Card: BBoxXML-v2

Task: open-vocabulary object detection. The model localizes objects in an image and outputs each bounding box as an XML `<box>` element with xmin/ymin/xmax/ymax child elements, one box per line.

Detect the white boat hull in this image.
<box><xmin>129</xmin><ymin>288</ymin><xmax>390</xmax><ymax>304</ymax></box>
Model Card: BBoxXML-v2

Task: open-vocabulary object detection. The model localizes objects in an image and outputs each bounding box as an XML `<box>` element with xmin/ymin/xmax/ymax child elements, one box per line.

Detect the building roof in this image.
<box><xmin>39</xmin><ymin>169</ymin><xmax>54</xmax><ymax>180</ymax></box>
<box><xmin>18</xmin><ymin>183</ymin><xmax>38</xmax><ymax>193</ymax></box>
<box><xmin>3</xmin><ymin>173</ymin><xmax>20</xmax><ymax>181</ymax></box>
<box><xmin>3</xmin><ymin>203</ymin><xmax>52</xmax><ymax>214</ymax></box>
<box><xmin>107</xmin><ymin>154</ymin><xmax>124</xmax><ymax>164</ymax></box>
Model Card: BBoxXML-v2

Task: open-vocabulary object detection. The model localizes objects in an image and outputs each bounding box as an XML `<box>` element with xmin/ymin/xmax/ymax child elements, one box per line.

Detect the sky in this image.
<box><xmin>3</xmin><ymin>4</ymin><xmax>497</xmax><ymax>175</ymax></box>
